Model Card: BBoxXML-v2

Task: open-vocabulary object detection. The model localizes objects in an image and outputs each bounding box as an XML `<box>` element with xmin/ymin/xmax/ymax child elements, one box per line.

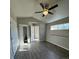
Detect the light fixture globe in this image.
<box><xmin>43</xmin><ymin>9</ymin><xmax>48</xmax><ymax>16</ymax></box>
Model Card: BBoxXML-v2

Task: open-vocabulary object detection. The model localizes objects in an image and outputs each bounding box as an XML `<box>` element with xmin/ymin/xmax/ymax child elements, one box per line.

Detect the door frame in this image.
<box><xmin>31</xmin><ymin>23</ymin><xmax>40</xmax><ymax>42</ymax></box>
<box><xmin>19</xmin><ymin>24</ymin><xmax>30</xmax><ymax>46</ymax></box>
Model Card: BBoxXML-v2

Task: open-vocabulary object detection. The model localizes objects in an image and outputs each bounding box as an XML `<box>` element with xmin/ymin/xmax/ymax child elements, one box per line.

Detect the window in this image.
<box><xmin>50</xmin><ymin>23</ymin><xmax>69</xmax><ymax>30</ymax></box>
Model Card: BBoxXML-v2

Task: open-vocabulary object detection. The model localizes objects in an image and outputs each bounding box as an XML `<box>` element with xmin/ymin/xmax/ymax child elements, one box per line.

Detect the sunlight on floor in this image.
<box><xmin>19</xmin><ymin>43</ymin><xmax>31</xmax><ymax>51</ymax></box>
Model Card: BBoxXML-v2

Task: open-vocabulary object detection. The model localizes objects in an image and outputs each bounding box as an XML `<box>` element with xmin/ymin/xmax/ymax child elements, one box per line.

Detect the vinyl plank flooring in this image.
<box><xmin>14</xmin><ymin>41</ymin><xmax>69</xmax><ymax>59</ymax></box>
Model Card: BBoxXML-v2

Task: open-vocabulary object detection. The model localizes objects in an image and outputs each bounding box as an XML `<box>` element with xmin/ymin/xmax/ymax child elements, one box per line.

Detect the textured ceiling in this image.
<box><xmin>11</xmin><ymin>0</ymin><xmax>69</xmax><ymax>23</ymax></box>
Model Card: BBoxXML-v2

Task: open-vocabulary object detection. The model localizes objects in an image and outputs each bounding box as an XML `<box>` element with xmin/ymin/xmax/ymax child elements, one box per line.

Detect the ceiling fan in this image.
<box><xmin>35</xmin><ymin>3</ymin><xmax>58</xmax><ymax>17</ymax></box>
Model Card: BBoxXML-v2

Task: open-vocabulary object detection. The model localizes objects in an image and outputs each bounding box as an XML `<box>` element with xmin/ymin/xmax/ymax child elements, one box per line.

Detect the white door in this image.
<box><xmin>31</xmin><ymin>25</ymin><xmax>39</xmax><ymax>41</ymax></box>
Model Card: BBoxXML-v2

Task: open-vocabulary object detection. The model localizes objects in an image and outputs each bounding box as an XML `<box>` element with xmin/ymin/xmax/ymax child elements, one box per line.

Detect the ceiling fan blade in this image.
<box><xmin>48</xmin><ymin>12</ymin><xmax>54</xmax><ymax>15</ymax></box>
<box><xmin>40</xmin><ymin>3</ymin><xmax>44</xmax><ymax>9</ymax></box>
<box><xmin>48</xmin><ymin>4</ymin><xmax>58</xmax><ymax>10</ymax></box>
<box><xmin>45</xmin><ymin>3</ymin><xmax>49</xmax><ymax>9</ymax></box>
<box><xmin>42</xmin><ymin>14</ymin><xmax>45</xmax><ymax>17</ymax></box>
<box><xmin>35</xmin><ymin>11</ymin><xmax>43</xmax><ymax>13</ymax></box>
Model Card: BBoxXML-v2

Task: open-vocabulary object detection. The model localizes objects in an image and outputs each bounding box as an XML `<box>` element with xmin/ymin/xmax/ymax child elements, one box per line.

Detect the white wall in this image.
<box><xmin>46</xmin><ymin>17</ymin><xmax>69</xmax><ymax>50</ymax></box>
<box><xmin>10</xmin><ymin>16</ymin><xmax>19</xmax><ymax>58</ymax></box>
<box><xmin>19</xmin><ymin>24</ymin><xmax>24</xmax><ymax>46</ymax></box>
<box><xmin>34</xmin><ymin>26</ymin><xmax>39</xmax><ymax>40</ymax></box>
<box><xmin>31</xmin><ymin>25</ymin><xmax>35</xmax><ymax>41</ymax></box>
<box><xmin>39</xmin><ymin>23</ymin><xmax>46</xmax><ymax>41</ymax></box>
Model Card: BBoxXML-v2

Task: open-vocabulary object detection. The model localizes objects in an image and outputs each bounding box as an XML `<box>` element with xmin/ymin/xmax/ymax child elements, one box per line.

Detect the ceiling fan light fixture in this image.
<box><xmin>43</xmin><ymin>11</ymin><xmax>48</xmax><ymax>16</ymax></box>
<box><xmin>43</xmin><ymin>9</ymin><xmax>48</xmax><ymax>16</ymax></box>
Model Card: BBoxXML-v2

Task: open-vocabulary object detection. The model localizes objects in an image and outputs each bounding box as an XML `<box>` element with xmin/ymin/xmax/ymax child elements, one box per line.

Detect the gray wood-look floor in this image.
<box><xmin>14</xmin><ymin>41</ymin><xmax>69</xmax><ymax>59</ymax></box>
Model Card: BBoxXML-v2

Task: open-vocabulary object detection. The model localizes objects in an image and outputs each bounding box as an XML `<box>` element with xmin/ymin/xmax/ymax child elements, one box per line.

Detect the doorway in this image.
<box><xmin>31</xmin><ymin>24</ymin><xmax>39</xmax><ymax>41</ymax></box>
<box><xmin>19</xmin><ymin>24</ymin><xmax>31</xmax><ymax>51</ymax></box>
<box><xmin>23</xmin><ymin>27</ymin><xmax>28</xmax><ymax>43</ymax></box>
<box><xmin>19</xmin><ymin>24</ymin><xmax>30</xmax><ymax>46</ymax></box>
